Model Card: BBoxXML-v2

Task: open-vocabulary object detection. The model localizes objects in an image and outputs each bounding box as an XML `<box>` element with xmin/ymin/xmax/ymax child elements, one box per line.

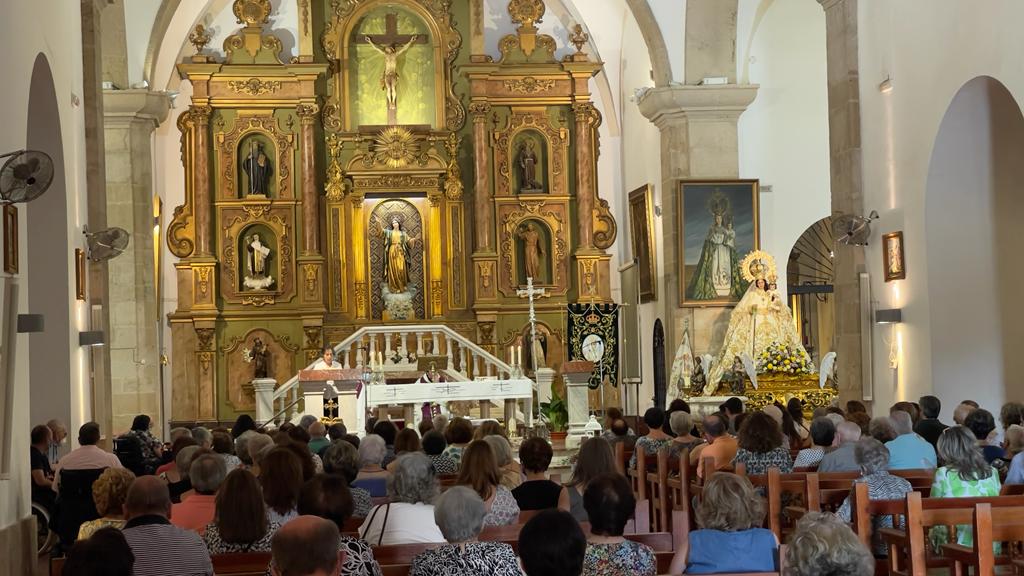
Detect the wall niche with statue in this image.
<box><xmin>515</xmin><ymin>218</ymin><xmax>553</xmax><ymax>286</ymax></box>
<box><xmin>513</xmin><ymin>130</ymin><xmax>548</xmax><ymax>195</ymax></box>
<box><xmin>238</xmin><ymin>133</ymin><xmax>276</xmax><ymax>198</ymax></box>
<box><xmin>239</xmin><ymin>224</ymin><xmax>277</xmax><ymax>292</ymax></box>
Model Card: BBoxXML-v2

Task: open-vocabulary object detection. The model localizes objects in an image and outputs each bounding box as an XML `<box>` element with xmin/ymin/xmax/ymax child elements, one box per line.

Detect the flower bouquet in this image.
<box><xmin>756</xmin><ymin>342</ymin><xmax>813</xmax><ymax>375</ymax></box>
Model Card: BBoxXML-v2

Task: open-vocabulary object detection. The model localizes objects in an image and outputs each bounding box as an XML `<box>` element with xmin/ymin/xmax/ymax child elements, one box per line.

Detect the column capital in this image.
<box><xmin>637</xmin><ymin>84</ymin><xmax>759</xmax><ymax>128</ymax></box>
<box><xmin>102</xmin><ymin>89</ymin><xmax>173</xmax><ymax>127</ymax></box>
<box><xmin>818</xmin><ymin>0</ymin><xmax>847</xmax><ymax>12</ymax></box>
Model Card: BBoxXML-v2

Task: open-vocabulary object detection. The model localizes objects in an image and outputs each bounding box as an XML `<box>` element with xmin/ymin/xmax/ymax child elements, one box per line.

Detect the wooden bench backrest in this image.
<box><xmin>212</xmin><ymin>552</ymin><xmax>274</xmax><ymax>575</ymax></box>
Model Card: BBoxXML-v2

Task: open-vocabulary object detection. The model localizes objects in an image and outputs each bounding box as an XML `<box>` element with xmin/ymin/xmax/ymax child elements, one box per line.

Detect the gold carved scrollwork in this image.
<box><xmin>304</xmin><ymin>326</ymin><xmax>322</xmax><ymax>350</ymax></box>
<box><xmin>581</xmin><ymin>258</ymin><xmax>597</xmax><ymax>296</ymax></box>
<box><xmin>195</xmin><ymin>267</ymin><xmax>212</xmax><ymax>297</ymax></box>
<box><xmin>508</xmin><ymin>0</ymin><xmax>545</xmax><ymax>28</ymax></box>
<box><xmin>592</xmin><ymin>198</ymin><xmax>617</xmax><ymax>250</ymax></box>
<box><xmin>443</xmin><ymin>132</ymin><xmax>463</xmax><ymax>201</ymax></box>
<box><xmin>228</xmin><ymin>78</ymin><xmax>282</xmax><ymax>96</ymax></box>
<box><xmin>198</xmin><ymin>352</ymin><xmax>213</xmax><ymax>375</ymax></box>
<box><xmin>431</xmin><ymin>280</ymin><xmax>443</xmax><ymax>315</ymax></box>
<box><xmin>168</xmin><ymin>110</ymin><xmax>196</xmax><ymax>258</ymax></box>
<box><xmin>241</xmin><ymin>294</ymin><xmax>276</xmax><ymax>307</ymax></box>
<box><xmin>502</xmin><ymin>77</ymin><xmax>555</xmax><ymax>94</ymax></box>
<box><xmin>196</xmin><ymin>328</ymin><xmax>216</xmax><ymax>351</ymax></box>
<box><xmin>241</xmin><ymin>203</ymin><xmax>271</xmax><ymax>219</ymax></box>
<box><xmin>353</xmin><ymin>175</ymin><xmax>441</xmax><ymax>190</ymax></box>
<box><xmin>371</xmin><ymin>127</ymin><xmax>424</xmax><ymax>169</ymax></box>
<box><xmin>321</xmin><ymin>102</ymin><xmax>343</xmax><ymax>132</ymax></box>
<box><xmin>218</xmin><ymin>115</ymin><xmax>294</xmax><ymax>199</ymax></box>
<box><xmin>478</xmin><ymin>322</ymin><xmax>495</xmax><ymax>345</ymax></box>
<box><xmin>303</xmin><ymin>263</ymin><xmax>318</xmax><ymax>295</ymax></box>
<box><xmin>354</xmin><ymin>281</ymin><xmax>367</xmax><ymax>318</ymax></box>
<box><xmin>233</xmin><ymin>0</ymin><xmax>271</xmax><ymax>26</ymax></box>
<box><xmin>469</xmin><ymin>102</ymin><xmax>491</xmax><ymax>120</ymax></box>
<box><xmin>296</xmin><ymin>103</ymin><xmax>319</xmax><ymax>122</ymax></box>
<box><xmin>480</xmin><ymin>261</ymin><xmax>494</xmax><ymax>289</ymax></box>
<box><xmin>325</xmin><ymin>134</ymin><xmax>346</xmax><ymax>201</ymax></box>
<box><xmin>221</xmin><ymin>210</ymin><xmax>294</xmax><ymax>301</ymax></box>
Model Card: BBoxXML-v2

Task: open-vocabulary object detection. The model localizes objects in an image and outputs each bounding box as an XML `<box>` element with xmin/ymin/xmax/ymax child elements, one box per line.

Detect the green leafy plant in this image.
<box><xmin>540</xmin><ymin>388</ymin><xmax>569</xmax><ymax>432</ymax></box>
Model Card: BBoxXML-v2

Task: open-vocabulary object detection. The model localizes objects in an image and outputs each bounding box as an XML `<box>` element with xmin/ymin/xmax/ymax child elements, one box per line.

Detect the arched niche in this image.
<box><xmin>514</xmin><ymin>218</ymin><xmax>553</xmax><ymax>286</ymax></box>
<box><xmin>925</xmin><ymin>76</ymin><xmax>1024</xmax><ymax>412</ymax></box>
<box><xmin>345</xmin><ymin>4</ymin><xmax>438</xmax><ymax>128</ymax></box>
<box><xmin>237</xmin><ymin>133</ymin><xmax>277</xmax><ymax>199</ymax></box>
<box><xmin>367</xmin><ymin>199</ymin><xmax>425</xmax><ymax>319</ymax></box>
<box><xmin>511</xmin><ymin>129</ymin><xmax>549</xmax><ymax>194</ymax></box>
<box><xmin>786</xmin><ymin>216</ymin><xmax>834</xmax><ymax>364</ymax></box>
<box><xmin>238</xmin><ymin>223</ymin><xmax>278</xmax><ymax>292</ymax></box>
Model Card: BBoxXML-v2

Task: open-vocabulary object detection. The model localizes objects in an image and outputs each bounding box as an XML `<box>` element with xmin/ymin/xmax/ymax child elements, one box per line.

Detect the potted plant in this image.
<box><xmin>540</xmin><ymin>388</ymin><xmax>569</xmax><ymax>442</ymax></box>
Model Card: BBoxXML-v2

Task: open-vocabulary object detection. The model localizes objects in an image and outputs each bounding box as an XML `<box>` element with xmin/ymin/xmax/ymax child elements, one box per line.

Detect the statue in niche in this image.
<box><xmin>242</xmin><ymin>141</ymin><xmax>273</xmax><ymax>197</ymax></box>
<box><xmin>365</xmin><ymin>34</ymin><xmax>420</xmax><ymax>110</ymax></box>
<box><xmin>518</xmin><ymin>222</ymin><xmax>545</xmax><ymax>283</ymax></box>
<box><xmin>517</xmin><ymin>140</ymin><xmax>543</xmax><ymax>193</ymax></box>
<box><xmin>376</xmin><ymin>215</ymin><xmax>419</xmax><ymax>320</ymax></box>
<box><xmin>244</xmin><ymin>233</ymin><xmax>275</xmax><ymax>290</ymax></box>
<box><xmin>243</xmin><ymin>337</ymin><xmax>269</xmax><ymax>380</ymax></box>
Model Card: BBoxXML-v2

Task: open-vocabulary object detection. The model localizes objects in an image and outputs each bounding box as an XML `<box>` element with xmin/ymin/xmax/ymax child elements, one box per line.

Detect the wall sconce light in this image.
<box><xmin>17</xmin><ymin>314</ymin><xmax>44</xmax><ymax>333</ymax></box>
<box><xmin>78</xmin><ymin>330</ymin><xmax>105</xmax><ymax>347</ymax></box>
<box><xmin>875</xmin><ymin>308</ymin><xmax>902</xmax><ymax>324</ymax></box>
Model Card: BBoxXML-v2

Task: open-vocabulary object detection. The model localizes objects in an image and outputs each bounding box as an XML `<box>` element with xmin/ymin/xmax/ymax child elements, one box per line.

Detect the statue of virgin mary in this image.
<box><xmin>703</xmin><ymin>251</ymin><xmax>809</xmax><ymax>394</ymax></box>
<box><xmin>687</xmin><ymin>191</ymin><xmax>746</xmax><ymax>300</ymax></box>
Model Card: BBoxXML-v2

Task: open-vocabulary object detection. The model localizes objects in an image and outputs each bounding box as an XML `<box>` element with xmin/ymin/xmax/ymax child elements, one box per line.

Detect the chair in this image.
<box><xmin>50</xmin><ymin>468</ymin><xmax>107</xmax><ymax>552</ymax></box>
<box><xmin>112</xmin><ymin>434</ymin><xmax>148</xmax><ymax>476</ymax></box>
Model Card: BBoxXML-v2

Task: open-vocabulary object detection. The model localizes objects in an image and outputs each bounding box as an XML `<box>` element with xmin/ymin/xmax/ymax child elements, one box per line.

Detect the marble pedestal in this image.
<box><xmin>563</xmin><ymin>361</ymin><xmax>595</xmax><ymax>450</ymax></box>
<box><xmin>535</xmin><ymin>368</ymin><xmax>555</xmax><ymax>405</ymax></box>
<box><xmin>252</xmin><ymin>378</ymin><xmax>277</xmax><ymax>424</ymax></box>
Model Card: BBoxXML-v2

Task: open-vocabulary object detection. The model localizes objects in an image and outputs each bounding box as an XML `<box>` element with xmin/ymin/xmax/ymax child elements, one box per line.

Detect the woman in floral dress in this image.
<box><xmin>581</xmin><ymin>473</ymin><xmax>655</xmax><ymax>576</ymax></box>
<box><xmin>629</xmin><ymin>407</ymin><xmax>673</xmax><ymax>469</ymax></box>
<box><xmin>931</xmin><ymin>426</ymin><xmax>1001</xmax><ymax>548</ymax></box>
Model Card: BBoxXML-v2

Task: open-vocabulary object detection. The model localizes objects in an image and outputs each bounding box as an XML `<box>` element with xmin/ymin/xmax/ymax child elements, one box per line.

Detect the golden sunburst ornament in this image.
<box><xmin>373</xmin><ymin>126</ymin><xmax>419</xmax><ymax>169</ymax></box>
<box><xmin>740</xmin><ymin>250</ymin><xmax>777</xmax><ymax>283</ymax></box>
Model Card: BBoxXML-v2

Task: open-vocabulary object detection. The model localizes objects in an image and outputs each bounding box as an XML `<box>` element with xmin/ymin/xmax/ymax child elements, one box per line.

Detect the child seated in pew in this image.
<box><xmin>668</xmin><ymin>472</ymin><xmax>778</xmax><ymax>575</ymax></box>
<box><xmin>835</xmin><ymin>438</ymin><xmax>913</xmax><ymax>555</ymax></box>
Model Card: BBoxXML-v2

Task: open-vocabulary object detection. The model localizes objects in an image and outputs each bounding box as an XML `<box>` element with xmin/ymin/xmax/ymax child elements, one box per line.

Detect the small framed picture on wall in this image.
<box><xmin>882</xmin><ymin>231</ymin><xmax>906</xmax><ymax>282</ymax></box>
<box><xmin>2</xmin><ymin>205</ymin><xmax>17</xmax><ymax>274</ymax></box>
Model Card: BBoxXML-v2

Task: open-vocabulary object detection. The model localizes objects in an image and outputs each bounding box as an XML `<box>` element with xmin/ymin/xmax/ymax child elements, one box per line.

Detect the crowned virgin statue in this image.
<box><xmin>703</xmin><ymin>251</ymin><xmax>809</xmax><ymax>394</ymax></box>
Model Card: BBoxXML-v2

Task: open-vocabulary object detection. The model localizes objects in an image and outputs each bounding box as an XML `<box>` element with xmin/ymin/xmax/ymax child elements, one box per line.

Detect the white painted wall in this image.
<box><xmin>0</xmin><ymin>0</ymin><xmax>92</xmax><ymax>546</ymax></box>
<box><xmin>857</xmin><ymin>0</ymin><xmax>1024</xmax><ymax>420</ymax></box>
<box><xmin>123</xmin><ymin>0</ymin><xmax>162</xmax><ymax>86</ymax></box>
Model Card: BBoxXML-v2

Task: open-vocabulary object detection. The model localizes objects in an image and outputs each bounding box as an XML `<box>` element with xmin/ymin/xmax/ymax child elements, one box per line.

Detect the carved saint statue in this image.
<box><xmin>517</xmin><ymin>223</ymin><xmax>545</xmax><ymax>283</ymax></box>
<box><xmin>518</xmin><ymin>140</ymin><xmax>542</xmax><ymax>192</ymax></box>
<box><xmin>365</xmin><ymin>34</ymin><xmax>419</xmax><ymax>110</ymax></box>
<box><xmin>379</xmin><ymin>216</ymin><xmax>417</xmax><ymax>294</ymax></box>
<box><xmin>689</xmin><ymin>356</ymin><xmax>707</xmax><ymax>395</ymax></box>
<box><xmin>251</xmin><ymin>337</ymin><xmax>268</xmax><ymax>379</ymax></box>
<box><xmin>242</xmin><ymin>142</ymin><xmax>273</xmax><ymax>196</ymax></box>
<box><xmin>244</xmin><ymin>233</ymin><xmax>274</xmax><ymax>290</ymax></box>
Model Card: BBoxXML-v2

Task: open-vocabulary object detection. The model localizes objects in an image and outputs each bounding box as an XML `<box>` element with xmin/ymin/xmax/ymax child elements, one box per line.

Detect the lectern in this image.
<box><xmin>297</xmin><ymin>369</ymin><xmax>364</xmax><ymax>430</ymax></box>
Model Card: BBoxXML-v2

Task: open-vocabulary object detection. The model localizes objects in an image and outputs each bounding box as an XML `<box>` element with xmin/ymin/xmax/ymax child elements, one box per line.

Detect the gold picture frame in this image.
<box><xmin>75</xmin><ymin>248</ymin><xmax>86</xmax><ymax>300</ymax></box>
<box><xmin>678</xmin><ymin>179</ymin><xmax>760</xmax><ymax>307</ymax></box>
<box><xmin>882</xmin><ymin>231</ymin><xmax>906</xmax><ymax>282</ymax></box>
<box><xmin>2</xmin><ymin>205</ymin><xmax>16</xmax><ymax>274</ymax></box>
<box><xmin>627</xmin><ymin>184</ymin><xmax>657</xmax><ymax>303</ymax></box>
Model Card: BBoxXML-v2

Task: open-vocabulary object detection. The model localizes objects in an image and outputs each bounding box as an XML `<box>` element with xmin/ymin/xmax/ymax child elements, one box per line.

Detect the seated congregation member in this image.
<box><xmin>567</xmin><ymin>437</ymin><xmax>616</xmax><ymax>522</ymax></box>
<box><xmin>372</xmin><ymin>419</ymin><xmax>399</xmax><ymax>468</ymax></box>
<box><xmin>212</xmin><ymin>430</ymin><xmax>242</xmax><ymax>470</ymax></box>
<box><xmin>581</xmin><ymin>473</ymin><xmax>656</xmax><ymax>576</ymax></box>
<box><xmin>886</xmin><ymin>410</ymin><xmax>937</xmax><ymax>469</ymax></box>
<box><xmin>484</xmin><ymin>434</ymin><xmax>523</xmax><ymax>490</ymax></box>
<box><xmin>512</xmin><ymin>436</ymin><xmax>569</xmax><ymax>511</ymax></box>
<box><xmin>356</xmin><ymin>434</ymin><xmax>390</xmax><ymax>482</ymax></box>
<box><xmin>163</xmin><ymin>444</ymin><xmax>200</xmax><ymax>503</ymax></box>
<box><xmin>606</xmin><ymin>419</ymin><xmax>635</xmax><ymax>450</ymax></box>
<box><xmin>62</xmin><ymin>527</ymin><xmax>134</xmax><ymax>576</ymax></box>
<box><xmin>953</xmin><ymin>401</ymin><xmax>977</xmax><ymax>425</ymax></box>
<box><xmin>30</xmin><ymin>424</ymin><xmax>54</xmax><ymax>510</ymax></box>
<box><xmin>793</xmin><ymin>417</ymin><xmax>835</xmax><ymax>469</ymax></box>
<box><xmin>192</xmin><ymin>426</ymin><xmax>213</xmax><ymax>450</ymax></box>
<box><xmin>270</xmin><ymin>516</ymin><xmax>343</xmax><ymax>576</ymax></box>
<box><xmin>915</xmin><ymin>395</ymin><xmax>949</xmax><ymax>448</ymax></box>
<box><xmin>359</xmin><ymin>453</ymin><xmax>445</xmax><ymax>545</ymax></box>
<box><xmin>601</xmin><ymin>407</ymin><xmax>634</xmax><ymax>441</ymax></box>
<box><xmin>203</xmin><ymin>469</ymin><xmax>279</xmax><ymax>554</ymax></box>
<box><xmin>788</xmin><ymin>398</ymin><xmax>811</xmax><ymax>443</ymax></box>
<box><xmin>519</xmin><ymin>509</ymin><xmax>587</xmax><ymax>576</ymax></box>
<box><xmin>1004</xmin><ymin>424</ymin><xmax>1024</xmax><ymax>461</ymax></box>
<box><xmin>125</xmin><ymin>414</ymin><xmax>164</xmax><ymax>471</ymax></box>
<box><xmin>696</xmin><ymin>413</ymin><xmax>737</xmax><ymax>478</ymax></box>
<box><xmin>409</xmin><ymin>486</ymin><xmax>520</xmax><ymax>576</ymax></box>
<box><xmin>261</xmin><ymin>447</ymin><xmax>304</xmax><ymax>525</ymax></box>
<box><xmin>836</xmin><ymin>438</ymin><xmax>913</xmax><ymax>555</ymax></box>
<box><xmin>931</xmin><ymin>426</ymin><xmax>1001</xmax><ymax>547</ymax></box>
<box><xmin>443</xmin><ymin>416</ymin><xmax>474</xmax><ymax>466</ymax></box>
<box><xmin>78</xmin><ymin>467</ymin><xmax>135</xmax><ymax>539</ymax></box>
<box><xmin>1001</xmin><ymin>401</ymin><xmax>1024</xmax><ymax>435</ymax></box>
<box><xmin>763</xmin><ymin>403</ymin><xmax>804</xmax><ymax>451</ymax></box>
<box><xmin>722</xmin><ymin>397</ymin><xmax>744</xmax><ymax>433</ymax></box>
<box><xmin>785</xmin><ymin>512</ymin><xmax>873</xmax><ymax>576</ymax></box>
<box><xmin>667</xmin><ymin>410</ymin><xmax>704</xmax><ymax>458</ymax></box>
<box><xmin>455</xmin><ymin>440</ymin><xmax>520</xmax><ymax>526</ymax></box>
<box><xmin>297</xmin><ymin>474</ymin><xmax>382</xmax><ymax>576</ymax></box>
<box><xmin>869</xmin><ymin>415</ymin><xmax>897</xmax><ymax>444</ymax></box>
<box><xmin>385</xmin><ymin>428</ymin><xmax>421</xmax><ymax>473</ymax></box>
<box><xmin>231</xmin><ymin>414</ymin><xmax>258</xmax><ymax>439</ymax></box>
<box><xmin>964</xmin><ymin>408</ymin><xmax>1006</xmax><ymax>463</ymax></box>
<box><xmin>171</xmin><ymin>453</ymin><xmax>226</xmax><ymax>535</ymax></box>
<box><xmin>53</xmin><ymin>422</ymin><xmax>122</xmax><ymax>492</ymax></box>
<box><xmin>819</xmin><ymin>421</ymin><xmax>863</xmax><ymax>473</ymax></box>
<box><xmin>322</xmin><ymin>440</ymin><xmax>372</xmax><ymax>517</ymax></box>
<box><xmin>669</xmin><ymin>473</ymin><xmax>776</xmax><ymax>575</ymax></box>
<box><xmin>308</xmin><ymin>421</ymin><xmax>331</xmax><ymax>456</ymax></box>
<box><xmin>121</xmin><ymin>476</ymin><xmax>213</xmax><ymax>576</ymax></box>
<box><xmin>732</xmin><ymin>411</ymin><xmax>793</xmax><ymax>475</ymax></box>
<box><xmin>474</xmin><ymin>419</ymin><xmax>506</xmax><ymax>440</ymax></box>
<box><xmin>235</xmin><ymin>430</ymin><xmax>267</xmax><ymax>470</ymax></box>
<box><xmin>422</xmin><ymin>430</ymin><xmax>457</xmax><ymax>475</ymax></box>
<box><xmin>628</xmin><ymin>407</ymin><xmax>672</xmax><ymax>469</ymax></box>
<box><xmin>847</xmin><ymin>411</ymin><xmax>871</xmax><ymax>436</ymax></box>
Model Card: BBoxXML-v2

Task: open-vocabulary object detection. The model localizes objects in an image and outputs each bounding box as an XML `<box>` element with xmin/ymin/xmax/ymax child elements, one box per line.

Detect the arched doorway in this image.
<box><xmin>653</xmin><ymin>319</ymin><xmax>666</xmax><ymax>408</ymax></box>
<box><xmin>26</xmin><ymin>53</ymin><xmax>71</xmax><ymax>429</ymax></box>
<box><xmin>787</xmin><ymin>217</ymin><xmax>835</xmax><ymax>365</ymax></box>
<box><xmin>925</xmin><ymin>76</ymin><xmax>1024</xmax><ymax>411</ymax></box>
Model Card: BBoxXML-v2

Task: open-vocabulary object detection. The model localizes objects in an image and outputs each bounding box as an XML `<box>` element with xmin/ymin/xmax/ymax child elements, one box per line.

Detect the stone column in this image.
<box><xmin>191</xmin><ymin>105</ymin><xmax>213</xmax><ymax>257</ymax></box>
<box><xmin>470</xmin><ymin>102</ymin><xmax>493</xmax><ymax>252</ymax></box>
<box><xmin>819</xmin><ymin>0</ymin><xmax>865</xmax><ymax>405</ymax></box>
<box><xmin>573</xmin><ymin>102</ymin><xmax>597</xmax><ymax>250</ymax></box>
<box><xmin>297</xmin><ymin>103</ymin><xmax>320</xmax><ymax>255</ymax></box>
<box><xmin>102</xmin><ymin>89</ymin><xmax>172</xmax><ymax>433</ymax></box>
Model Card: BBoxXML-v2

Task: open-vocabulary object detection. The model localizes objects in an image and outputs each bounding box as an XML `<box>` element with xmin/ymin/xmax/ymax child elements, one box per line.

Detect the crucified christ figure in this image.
<box><xmin>365</xmin><ymin>34</ymin><xmax>419</xmax><ymax>110</ymax></box>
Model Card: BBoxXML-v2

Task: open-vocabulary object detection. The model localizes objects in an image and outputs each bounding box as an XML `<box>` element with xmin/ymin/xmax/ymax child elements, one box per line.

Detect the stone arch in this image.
<box><xmin>925</xmin><ymin>76</ymin><xmax>1024</xmax><ymax>413</ymax></box>
<box><xmin>623</xmin><ymin>0</ymin><xmax>673</xmax><ymax>87</ymax></box>
<box><xmin>25</xmin><ymin>53</ymin><xmax>72</xmax><ymax>430</ymax></box>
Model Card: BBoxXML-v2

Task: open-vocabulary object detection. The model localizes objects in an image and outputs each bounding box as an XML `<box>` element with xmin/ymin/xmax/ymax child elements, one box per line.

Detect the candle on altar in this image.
<box><xmin>517</xmin><ymin>345</ymin><xmax>522</xmax><ymax>366</ymax></box>
<box><xmin>509</xmin><ymin>346</ymin><xmax>514</xmax><ymax>365</ymax></box>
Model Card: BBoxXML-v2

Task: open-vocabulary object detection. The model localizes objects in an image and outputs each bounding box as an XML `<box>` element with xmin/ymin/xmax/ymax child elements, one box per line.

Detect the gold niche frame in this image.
<box><xmin>496</xmin><ymin>198</ymin><xmax>570</xmax><ymax>298</ymax></box>
<box><xmin>628</xmin><ymin>184</ymin><xmax>657</xmax><ymax>303</ymax></box>
<box><xmin>216</xmin><ymin>113</ymin><xmax>295</xmax><ymax>200</ymax></box>
<box><xmin>218</xmin><ymin>205</ymin><xmax>296</xmax><ymax>305</ymax></box>
<box><xmin>493</xmin><ymin>108</ymin><xmax>569</xmax><ymax>197</ymax></box>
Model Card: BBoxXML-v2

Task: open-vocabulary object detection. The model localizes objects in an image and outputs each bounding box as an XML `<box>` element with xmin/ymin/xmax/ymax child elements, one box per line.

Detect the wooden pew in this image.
<box><xmin>939</xmin><ymin>502</ymin><xmax>1024</xmax><ymax>575</ymax></box>
<box><xmin>645</xmin><ymin>449</ymin><xmax>678</xmax><ymax>532</ymax></box>
<box><xmin>614</xmin><ymin>442</ymin><xmax>633</xmax><ymax>476</ymax></box>
<box><xmin>212</xmin><ymin>552</ymin><xmax>274</xmax><ymax>575</ymax></box>
<box><xmin>879</xmin><ymin>492</ymin><xmax>1024</xmax><ymax>576</ymax></box>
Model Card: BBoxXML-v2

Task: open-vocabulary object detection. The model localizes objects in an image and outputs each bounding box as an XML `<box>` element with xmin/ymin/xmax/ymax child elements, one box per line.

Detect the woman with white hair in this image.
<box><xmin>785</xmin><ymin>512</ymin><xmax>873</xmax><ymax>576</ymax></box>
<box><xmin>356</xmin><ymin>434</ymin><xmax>389</xmax><ymax>481</ymax></box>
<box><xmin>409</xmin><ymin>486</ymin><xmax>520</xmax><ymax>576</ymax></box>
<box><xmin>359</xmin><ymin>453</ymin><xmax>445</xmax><ymax>546</ymax></box>
<box><xmin>667</xmin><ymin>411</ymin><xmax>704</xmax><ymax>458</ymax></box>
<box><xmin>836</xmin><ymin>438</ymin><xmax>912</xmax><ymax>554</ymax></box>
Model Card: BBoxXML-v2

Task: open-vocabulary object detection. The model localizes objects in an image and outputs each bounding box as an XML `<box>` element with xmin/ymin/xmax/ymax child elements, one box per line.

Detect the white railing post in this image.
<box><xmin>253</xmin><ymin>378</ymin><xmax>276</xmax><ymax>424</ymax></box>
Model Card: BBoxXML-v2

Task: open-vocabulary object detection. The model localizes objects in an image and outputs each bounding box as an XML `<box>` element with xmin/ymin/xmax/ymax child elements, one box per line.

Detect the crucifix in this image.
<box><xmin>516</xmin><ymin>277</ymin><xmax>547</xmax><ymax>375</ymax></box>
<box><xmin>355</xmin><ymin>13</ymin><xmax>428</xmax><ymax>125</ymax></box>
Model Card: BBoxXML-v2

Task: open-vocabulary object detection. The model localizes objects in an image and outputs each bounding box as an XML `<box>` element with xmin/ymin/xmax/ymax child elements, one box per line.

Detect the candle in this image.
<box><xmin>517</xmin><ymin>345</ymin><xmax>522</xmax><ymax>366</ymax></box>
<box><xmin>509</xmin><ymin>346</ymin><xmax>514</xmax><ymax>365</ymax></box>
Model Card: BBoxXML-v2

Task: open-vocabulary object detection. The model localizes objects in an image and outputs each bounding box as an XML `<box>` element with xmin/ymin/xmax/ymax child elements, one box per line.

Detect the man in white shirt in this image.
<box><xmin>52</xmin><ymin>422</ymin><xmax>122</xmax><ymax>492</ymax></box>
